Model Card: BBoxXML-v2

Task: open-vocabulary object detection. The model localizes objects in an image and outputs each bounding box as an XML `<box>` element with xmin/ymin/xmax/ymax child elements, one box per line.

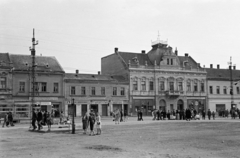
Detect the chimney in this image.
<box><xmin>210</xmin><ymin>64</ymin><xmax>213</xmax><ymax>68</ymax></box>
<box><xmin>76</xmin><ymin>69</ymin><xmax>79</xmax><ymax>74</ymax></box>
<box><xmin>185</xmin><ymin>53</ymin><xmax>188</xmax><ymax>57</ymax></box>
<box><xmin>175</xmin><ymin>47</ymin><xmax>178</xmax><ymax>56</ymax></box>
<box><xmin>233</xmin><ymin>66</ymin><xmax>236</xmax><ymax>70</ymax></box>
<box><xmin>217</xmin><ymin>64</ymin><xmax>220</xmax><ymax>69</ymax></box>
<box><xmin>98</xmin><ymin>71</ymin><xmax>101</xmax><ymax>75</ymax></box>
<box><xmin>115</xmin><ymin>47</ymin><xmax>118</xmax><ymax>53</ymax></box>
<box><xmin>141</xmin><ymin>50</ymin><xmax>145</xmax><ymax>54</ymax></box>
<box><xmin>229</xmin><ymin>66</ymin><xmax>232</xmax><ymax>70</ymax></box>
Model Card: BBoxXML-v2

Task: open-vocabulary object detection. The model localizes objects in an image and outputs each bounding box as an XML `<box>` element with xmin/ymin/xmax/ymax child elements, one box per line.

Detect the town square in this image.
<box><xmin>1</xmin><ymin>1</ymin><xmax>240</xmax><ymax>158</ymax></box>
<box><xmin>1</xmin><ymin>117</ymin><xmax>240</xmax><ymax>158</ymax></box>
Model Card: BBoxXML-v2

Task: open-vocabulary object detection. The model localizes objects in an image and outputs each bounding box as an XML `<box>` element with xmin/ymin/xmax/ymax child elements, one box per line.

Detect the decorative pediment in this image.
<box><xmin>167</xmin><ymin>77</ymin><xmax>175</xmax><ymax>81</ymax></box>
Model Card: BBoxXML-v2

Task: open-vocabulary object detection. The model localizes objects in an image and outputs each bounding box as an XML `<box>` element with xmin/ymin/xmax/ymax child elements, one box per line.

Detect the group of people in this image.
<box><xmin>111</xmin><ymin>109</ymin><xmax>128</xmax><ymax>124</ymax></box>
<box><xmin>2</xmin><ymin>111</ymin><xmax>14</xmax><ymax>128</ymax></box>
<box><xmin>82</xmin><ymin>109</ymin><xmax>101</xmax><ymax>136</ymax></box>
<box><xmin>151</xmin><ymin>108</ymin><xmax>217</xmax><ymax>121</ymax></box>
<box><xmin>31</xmin><ymin>109</ymin><xmax>53</xmax><ymax>131</ymax></box>
<box><xmin>218</xmin><ymin>108</ymin><xmax>240</xmax><ymax>119</ymax></box>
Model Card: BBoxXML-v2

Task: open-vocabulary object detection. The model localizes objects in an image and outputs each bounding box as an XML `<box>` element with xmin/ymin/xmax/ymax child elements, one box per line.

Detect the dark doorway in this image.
<box><xmin>81</xmin><ymin>104</ymin><xmax>87</xmax><ymax>116</ymax></box>
<box><xmin>68</xmin><ymin>104</ymin><xmax>76</xmax><ymax>117</ymax></box>
<box><xmin>124</xmin><ymin>104</ymin><xmax>128</xmax><ymax>115</ymax></box>
<box><xmin>177</xmin><ymin>99</ymin><xmax>184</xmax><ymax>110</ymax></box>
<box><xmin>90</xmin><ymin>104</ymin><xmax>98</xmax><ymax>114</ymax></box>
<box><xmin>102</xmin><ymin>104</ymin><xmax>108</xmax><ymax>116</ymax></box>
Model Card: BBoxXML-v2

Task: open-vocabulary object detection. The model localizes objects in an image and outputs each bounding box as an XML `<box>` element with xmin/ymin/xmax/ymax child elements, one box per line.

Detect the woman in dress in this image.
<box><xmin>82</xmin><ymin>112</ymin><xmax>89</xmax><ymax>134</ymax></box>
<box><xmin>95</xmin><ymin>112</ymin><xmax>101</xmax><ymax>135</ymax></box>
<box><xmin>114</xmin><ymin>109</ymin><xmax>120</xmax><ymax>124</ymax></box>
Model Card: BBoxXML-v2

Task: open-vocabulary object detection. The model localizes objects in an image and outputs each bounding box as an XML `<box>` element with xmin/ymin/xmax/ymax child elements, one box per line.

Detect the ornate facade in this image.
<box><xmin>102</xmin><ymin>40</ymin><xmax>207</xmax><ymax>116</ymax></box>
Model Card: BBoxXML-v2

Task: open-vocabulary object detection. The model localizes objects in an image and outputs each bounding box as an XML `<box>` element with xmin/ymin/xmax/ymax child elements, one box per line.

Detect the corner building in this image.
<box><xmin>102</xmin><ymin>40</ymin><xmax>207</xmax><ymax>116</ymax></box>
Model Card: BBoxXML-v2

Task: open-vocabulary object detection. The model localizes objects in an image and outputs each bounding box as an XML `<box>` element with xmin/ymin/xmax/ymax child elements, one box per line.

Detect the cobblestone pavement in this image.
<box><xmin>0</xmin><ymin>117</ymin><xmax>240</xmax><ymax>158</ymax></box>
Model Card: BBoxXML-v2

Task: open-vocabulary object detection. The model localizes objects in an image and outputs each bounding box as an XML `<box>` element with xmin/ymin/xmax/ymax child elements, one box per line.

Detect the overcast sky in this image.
<box><xmin>1</xmin><ymin>0</ymin><xmax>240</xmax><ymax>73</ymax></box>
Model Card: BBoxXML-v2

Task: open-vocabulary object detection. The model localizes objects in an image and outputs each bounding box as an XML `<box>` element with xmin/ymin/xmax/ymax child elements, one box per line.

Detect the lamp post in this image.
<box><xmin>71</xmin><ymin>98</ymin><xmax>75</xmax><ymax>134</ymax></box>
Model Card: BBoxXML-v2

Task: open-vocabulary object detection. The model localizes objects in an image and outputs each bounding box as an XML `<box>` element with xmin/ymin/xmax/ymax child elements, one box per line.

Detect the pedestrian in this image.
<box><xmin>32</xmin><ymin>109</ymin><xmax>37</xmax><ymax>130</ymax></box>
<box><xmin>137</xmin><ymin>109</ymin><xmax>140</xmax><ymax>121</ymax></box>
<box><xmin>124</xmin><ymin>110</ymin><xmax>128</xmax><ymax>122</ymax></box>
<box><xmin>152</xmin><ymin>109</ymin><xmax>156</xmax><ymax>120</ymax></box>
<box><xmin>202</xmin><ymin>110</ymin><xmax>206</xmax><ymax>120</ymax></box>
<box><xmin>8</xmin><ymin>112</ymin><xmax>14</xmax><ymax>126</ymax></box>
<box><xmin>207</xmin><ymin>109</ymin><xmax>211</xmax><ymax>120</ymax></box>
<box><xmin>95</xmin><ymin>112</ymin><xmax>102</xmax><ymax>135</ymax></box>
<box><xmin>46</xmin><ymin>112</ymin><xmax>52</xmax><ymax>131</ymax></box>
<box><xmin>167</xmin><ymin>110</ymin><xmax>171</xmax><ymax>120</ymax></box>
<box><xmin>60</xmin><ymin>111</ymin><xmax>64</xmax><ymax>124</ymax></box>
<box><xmin>212</xmin><ymin>111</ymin><xmax>215</xmax><ymax>120</ymax></box>
<box><xmin>114</xmin><ymin>109</ymin><xmax>120</xmax><ymax>124</ymax></box>
<box><xmin>43</xmin><ymin>111</ymin><xmax>47</xmax><ymax>126</ymax></box>
<box><xmin>82</xmin><ymin>112</ymin><xmax>89</xmax><ymax>134</ymax></box>
<box><xmin>37</xmin><ymin>109</ymin><xmax>43</xmax><ymax>130</ymax></box>
<box><xmin>156</xmin><ymin>109</ymin><xmax>160</xmax><ymax>120</ymax></box>
<box><xmin>120</xmin><ymin>110</ymin><xmax>123</xmax><ymax>122</ymax></box>
<box><xmin>185</xmin><ymin>108</ymin><xmax>191</xmax><ymax>121</ymax></box>
<box><xmin>139</xmin><ymin>109</ymin><xmax>143</xmax><ymax>121</ymax></box>
<box><xmin>88</xmin><ymin>109</ymin><xmax>96</xmax><ymax>136</ymax></box>
<box><xmin>2</xmin><ymin>112</ymin><xmax>9</xmax><ymax>128</ymax></box>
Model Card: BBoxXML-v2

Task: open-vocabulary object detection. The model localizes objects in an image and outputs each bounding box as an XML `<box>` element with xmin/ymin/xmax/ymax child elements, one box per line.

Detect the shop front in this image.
<box><xmin>132</xmin><ymin>99</ymin><xmax>154</xmax><ymax>116</ymax></box>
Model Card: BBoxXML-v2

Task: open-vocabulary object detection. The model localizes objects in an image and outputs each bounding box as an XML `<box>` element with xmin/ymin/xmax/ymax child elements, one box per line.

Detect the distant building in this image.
<box><xmin>0</xmin><ymin>53</ymin><xmax>65</xmax><ymax>120</ymax></box>
<box><xmin>206</xmin><ymin>64</ymin><xmax>240</xmax><ymax>113</ymax></box>
<box><xmin>64</xmin><ymin>71</ymin><xmax>129</xmax><ymax>117</ymax></box>
<box><xmin>0</xmin><ymin>53</ymin><xmax>13</xmax><ymax>117</ymax></box>
<box><xmin>102</xmin><ymin>40</ymin><xmax>207</xmax><ymax>116</ymax></box>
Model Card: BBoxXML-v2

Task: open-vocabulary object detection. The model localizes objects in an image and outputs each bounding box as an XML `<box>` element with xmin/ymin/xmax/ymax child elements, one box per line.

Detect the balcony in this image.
<box><xmin>165</xmin><ymin>90</ymin><xmax>181</xmax><ymax>96</ymax></box>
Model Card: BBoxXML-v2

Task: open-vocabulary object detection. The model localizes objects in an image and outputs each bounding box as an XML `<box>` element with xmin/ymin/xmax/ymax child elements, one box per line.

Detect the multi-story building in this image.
<box><xmin>102</xmin><ymin>40</ymin><xmax>207</xmax><ymax>116</ymax></box>
<box><xmin>64</xmin><ymin>71</ymin><xmax>129</xmax><ymax>117</ymax></box>
<box><xmin>0</xmin><ymin>53</ymin><xmax>13</xmax><ymax>117</ymax></box>
<box><xmin>9</xmin><ymin>54</ymin><xmax>65</xmax><ymax>119</ymax></box>
<box><xmin>206</xmin><ymin>64</ymin><xmax>240</xmax><ymax>112</ymax></box>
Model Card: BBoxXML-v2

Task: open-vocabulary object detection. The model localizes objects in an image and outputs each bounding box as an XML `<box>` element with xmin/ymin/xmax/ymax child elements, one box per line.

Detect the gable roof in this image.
<box><xmin>206</xmin><ymin>68</ymin><xmax>240</xmax><ymax>81</ymax></box>
<box><xmin>64</xmin><ymin>73</ymin><xmax>128</xmax><ymax>84</ymax></box>
<box><xmin>178</xmin><ymin>56</ymin><xmax>201</xmax><ymax>70</ymax></box>
<box><xmin>9</xmin><ymin>54</ymin><xmax>64</xmax><ymax>73</ymax></box>
<box><xmin>117</xmin><ymin>51</ymin><xmax>153</xmax><ymax>66</ymax></box>
<box><xmin>0</xmin><ymin>53</ymin><xmax>12</xmax><ymax>69</ymax></box>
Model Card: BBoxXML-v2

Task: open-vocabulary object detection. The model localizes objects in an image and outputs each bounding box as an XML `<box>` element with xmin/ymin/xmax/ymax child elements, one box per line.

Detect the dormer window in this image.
<box><xmin>167</xmin><ymin>58</ymin><xmax>169</xmax><ymax>65</ymax></box>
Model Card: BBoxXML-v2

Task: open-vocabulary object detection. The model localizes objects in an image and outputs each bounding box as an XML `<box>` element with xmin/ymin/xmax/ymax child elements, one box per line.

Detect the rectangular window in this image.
<box><xmin>133</xmin><ymin>81</ymin><xmax>138</xmax><ymax>91</ymax></box>
<box><xmin>171</xmin><ymin>58</ymin><xmax>173</xmax><ymax>65</ymax></box>
<box><xmin>71</xmin><ymin>86</ymin><xmax>75</xmax><ymax>95</ymax></box>
<box><xmin>113</xmin><ymin>87</ymin><xmax>117</xmax><ymax>96</ymax></box>
<box><xmin>141</xmin><ymin>81</ymin><xmax>146</xmax><ymax>91</ymax></box>
<box><xmin>194</xmin><ymin>82</ymin><xmax>198</xmax><ymax>92</ymax></box>
<box><xmin>160</xmin><ymin>81</ymin><xmax>165</xmax><ymax>91</ymax></box>
<box><xmin>41</xmin><ymin>82</ymin><xmax>47</xmax><ymax>92</ymax></box>
<box><xmin>209</xmin><ymin>86</ymin><xmax>213</xmax><ymax>94</ymax></box>
<box><xmin>34</xmin><ymin>82</ymin><xmax>39</xmax><ymax>92</ymax></box>
<box><xmin>81</xmin><ymin>87</ymin><xmax>86</xmax><ymax>95</ymax></box>
<box><xmin>201</xmin><ymin>83</ymin><xmax>204</xmax><ymax>92</ymax></box>
<box><xmin>169</xmin><ymin>82</ymin><xmax>174</xmax><ymax>91</ymax></box>
<box><xmin>91</xmin><ymin>87</ymin><xmax>96</xmax><ymax>95</ymax></box>
<box><xmin>53</xmin><ymin>83</ymin><xmax>58</xmax><ymax>92</ymax></box>
<box><xmin>187</xmin><ymin>81</ymin><xmax>191</xmax><ymax>92</ymax></box>
<box><xmin>167</xmin><ymin>59</ymin><xmax>169</xmax><ymax>65</ymax></box>
<box><xmin>0</xmin><ymin>77</ymin><xmax>6</xmax><ymax>89</ymax></box>
<box><xmin>216</xmin><ymin>86</ymin><xmax>220</xmax><ymax>94</ymax></box>
<box><xmin>19</xmin><ymin>82</ymin><xmax>25</xmax><ymax>92</ymax></box>
<box><xmin>178</xmin><ymin>82</ymin><xmax>183</xmax><ymax>91</ymax></box>
<box><xmin>121</xmin><ymin>87</ymin><xmax>125</xmax><ymax>96</ymax></box>
<box><xmin>223</xmin><ymin>86</ymin><xmax>227</xmax><ymax>94</ymax></box>
<box><xmin>237</xmin><ymin>87</ymin><xmax>240</xmax><ymax>94</ymax></box>
<box><xmin>101</xmin><ymin>87</ymin><xmax>105</xmax><ymax>95</ymax></box>
<box><xmin>149</xmin><ymin>81</ymin><xmax>154</xmax><ymax>91</ymax></box>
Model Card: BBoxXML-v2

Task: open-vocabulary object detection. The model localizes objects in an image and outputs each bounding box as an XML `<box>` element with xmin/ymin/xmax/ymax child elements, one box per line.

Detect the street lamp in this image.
<box><xmin>71</xmin><ymin>98</ymin><xmax>75</xmax><ymax>134</ymax></box>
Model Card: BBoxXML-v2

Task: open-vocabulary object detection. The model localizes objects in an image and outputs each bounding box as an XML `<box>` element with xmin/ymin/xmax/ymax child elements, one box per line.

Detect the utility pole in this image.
<box><xmin>29</xmin><ymin>29</ymin><xmax>38</xmax><ymax>129</ymax></box>
<box><xmin>228</xmin><ymin>57</ymin><xmax>235</xmax><ymax>110</ymax></box>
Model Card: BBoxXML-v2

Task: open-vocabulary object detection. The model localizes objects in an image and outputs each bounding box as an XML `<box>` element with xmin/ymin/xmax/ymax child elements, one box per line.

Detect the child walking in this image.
<box><xmin>96</xmin><ymin>112</ymin><xmax>101</xmax><ymax>135</ymax></box>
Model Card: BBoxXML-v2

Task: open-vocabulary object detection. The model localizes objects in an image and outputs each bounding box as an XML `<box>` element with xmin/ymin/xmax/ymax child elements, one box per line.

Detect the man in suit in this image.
<box><xmin>32</xmin><ymin>109</ymin><xmax>37</xmax><ymax>130</ymax></box>
<box><xmin>37</xmin><ymin>109</ymin><xmax>43</xmax><ymax>130</ymax></box>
